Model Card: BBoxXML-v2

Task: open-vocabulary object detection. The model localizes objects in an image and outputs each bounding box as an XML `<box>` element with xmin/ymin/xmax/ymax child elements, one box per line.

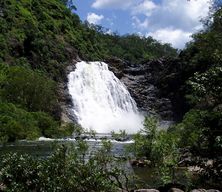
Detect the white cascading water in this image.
<box><xmin>68</xmin><ymin>61</ymin><xmax>144</xmax><ymax>134</ymax></box>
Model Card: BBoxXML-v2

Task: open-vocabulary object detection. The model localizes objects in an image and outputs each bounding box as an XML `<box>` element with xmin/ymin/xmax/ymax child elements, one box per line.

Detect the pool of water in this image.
<box><xmin>0</xmin><ymin>139</ymin><xmax>190</xmax><ymax>189</ymax></box>
<box><xmin>0</xmin><ymin>138</ymin><xmax>132</xmax><ymax>158</ymax></box>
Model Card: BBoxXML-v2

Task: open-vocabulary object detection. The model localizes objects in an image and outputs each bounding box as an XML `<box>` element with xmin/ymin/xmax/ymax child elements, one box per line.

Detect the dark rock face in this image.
<box><xmin>106</xmin><ymin>57</ymin><xmax>182</xmax><ymax>121</ymax></box>
<box><xmin>58</xmin><ymin>57</ymin><xmax>81</xmax><ymax>124</ymax></box>
<box><xmin>105</xmin><ymin>57</ymin><xmax>126</xmax><ymax>79</ymax></box>
<box><xmin>58</xmin><ymin>81</ymin><xmax>75</xmax><ymax>124</ymax></box>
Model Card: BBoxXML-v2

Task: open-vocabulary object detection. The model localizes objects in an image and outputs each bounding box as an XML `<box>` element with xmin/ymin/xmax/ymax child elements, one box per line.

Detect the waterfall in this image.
<box><xmin>68</xmin><ymin>61</ymin><xmax>144</xmax><ymax>134</ymax></box>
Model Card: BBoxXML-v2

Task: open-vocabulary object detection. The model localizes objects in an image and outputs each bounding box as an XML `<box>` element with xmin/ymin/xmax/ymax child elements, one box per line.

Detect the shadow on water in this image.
<box><xmin>0</xmin><ymin>141</ymin><xmax>55</xmax><ymax>158</ymax></box>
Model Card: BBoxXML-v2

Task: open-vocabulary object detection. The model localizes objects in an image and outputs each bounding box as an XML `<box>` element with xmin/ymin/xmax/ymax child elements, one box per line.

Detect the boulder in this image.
<box><xmin>0</xmin><ymin>183</ymin><xmax>6</xmax><ymax>191</ymax></box>
<box><xmin>130</xmin><ymin>159</ymin><xmax>151</xmax><ymax>167</ymax></box>
<box><xmin>169</xmin><ymin>188</ymin><xmax>184</xmax><ymax>192</ymax></box>
<box><xmin>158</xmin><ymin>183</ymin><xmax>186</xmax><ymax>192</ymax></box>
<box><xmin>134</xmin><ymin>189</ymin><xmax>159</xmax><ymax>192</ymax></box>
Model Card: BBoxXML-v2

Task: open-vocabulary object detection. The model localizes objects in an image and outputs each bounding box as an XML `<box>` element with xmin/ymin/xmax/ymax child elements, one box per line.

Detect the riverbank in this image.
<box><xmin>0</xmin><ymin>139</ymin><xmax>221</xmax><ymax>192</ymax></box>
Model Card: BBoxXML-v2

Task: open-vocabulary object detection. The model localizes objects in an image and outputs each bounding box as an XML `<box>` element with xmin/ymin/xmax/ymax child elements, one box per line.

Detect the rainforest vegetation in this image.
<box><xmin>0</xmin><ymin>0</ymin><xmax>177</xmax><ymax>142</ymax></box>
<box><xmin>0</xmin><ymin>0</ymin><xmax>222</xmax><ymax>191</ymax></box>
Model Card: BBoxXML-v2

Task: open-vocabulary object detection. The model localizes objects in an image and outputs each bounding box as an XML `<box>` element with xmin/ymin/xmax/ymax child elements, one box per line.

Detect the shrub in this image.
<box><xmin>0</xmin><ymin>142</ymin><xmax>130</xmax><ymax>192</ymax></box>
<box><xmin>1</xmin><ymin>66</ymin><xmax>58</xmax><ymax>115</ymax></box>
<box><xmin>128</xmin><ymin>116</ymin><xmax>180</xmax><ymax>185</ymax></box>
<box><xmin>0</xmin><ymin>102</ymin><xmax>61</xmax><ymax>142</ymax></box>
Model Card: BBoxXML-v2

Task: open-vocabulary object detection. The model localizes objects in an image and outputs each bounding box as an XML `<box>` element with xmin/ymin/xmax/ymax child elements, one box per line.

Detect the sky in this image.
<box><xmin>73</xmin><ymin>0</ymin><xmax>211</xmax><ymax>49</ymax></box>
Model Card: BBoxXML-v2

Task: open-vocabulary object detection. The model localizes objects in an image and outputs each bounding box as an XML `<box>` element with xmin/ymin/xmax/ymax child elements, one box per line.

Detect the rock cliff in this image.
<box><xmin>106</xmin><ymin>57</ymin><xmax>186</xmax><ymax>121</ymax></box>
<box><xmin>61</xmin><ymin>56</ymin><xmax>187</xmax><ymax>123</ymax></box>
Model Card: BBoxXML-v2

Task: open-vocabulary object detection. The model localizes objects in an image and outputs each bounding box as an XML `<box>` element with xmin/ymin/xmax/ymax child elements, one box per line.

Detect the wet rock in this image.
<box><xmin>106</xmin><ymin>57</ymin><xmax>178</xmax><ymax>121</ymax></box>
<box><xmin>66</xmin><ymin>65</ymin><xmax>76</xmax><ymax>75</ymax></box>
<box><xmin>130</xmin><ymin>159</ymin><xmax>151</xmax><ymax>167</ymax></box>
<box><xmin>190</xmin><ymin>190</ymin><xmax>207</xmax><ymax>192</ymax></box>
<box><xmin>178</xmin><ymin>157</ymin><xmax>193</xmax><ymax>167</ymax></box>
<box><xmin>123</xmin><ymin>67</ymin><xmax>146</xmax><ymax>76</ymax></box>
<box><xmin>134</xmin><ymin>189</ymin><xmax>159</xmax><ymax>192</ymax></box>
<box><xmin>58</xmin><ymin>81</ymin><xmax>76</xmax><ymax>124</ymax></box>
<box><xmin>114</xmin><ymin>137</ymin><xmax>130</xmax><ymax>142</ymax></box>
<box><xmin>105</xmin><ymin>57</ymin><xmax>127</xmax><ymax>79</ymax></box>
<box><xmin>58</xmin><ymin>58</ymin><xmax>80</xmax><ymax>124</ymax></box>
<box><xmin>130</xmin><ymin>160</ymin><xmax>138</xmax><ymax>166</ymax></box>
<box><xmin>0</xmin><ymin>183</ymin><xmax>6</xmax><ymax>191</ymax></box>
<box><xmin>169</xmin><ymin>188</ymin><xmax>184</xmax><ymax>192</ymax></box>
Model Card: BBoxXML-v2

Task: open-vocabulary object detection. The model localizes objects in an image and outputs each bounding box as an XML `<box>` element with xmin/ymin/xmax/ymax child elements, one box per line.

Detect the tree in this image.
<box><xmin>0</xmin><ymin>140</ymin><xmax>131</xmax><ymax>191</ymax></box>
<box><xmin>1</xmin><ymin>66</ymin><xmax>58</xmax><ymax>115</ymax></box>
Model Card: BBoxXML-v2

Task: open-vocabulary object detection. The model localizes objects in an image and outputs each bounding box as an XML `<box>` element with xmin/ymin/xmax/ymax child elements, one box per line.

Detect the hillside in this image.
<box><xmin>0</xmin><ymin>0</ymin><xmax>177</xmax><ymax>142</ymax></box>
<box><xmin>0</xmin><ymin>0</ymin><xmax>222</xmax><ymax>190</ymax></box>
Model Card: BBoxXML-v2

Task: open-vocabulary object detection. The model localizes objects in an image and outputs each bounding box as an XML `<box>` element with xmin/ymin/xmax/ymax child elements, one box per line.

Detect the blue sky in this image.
<box><xmin>73</xmin><ymin>0</ymin><xmax>211</xmax><ymax>49</ymax></box>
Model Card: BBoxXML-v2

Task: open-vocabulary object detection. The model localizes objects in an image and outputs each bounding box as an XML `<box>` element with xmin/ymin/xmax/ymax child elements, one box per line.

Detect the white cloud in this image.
<box><xmin>87</xmin><ymin>12</ymin><xmax>104</xmax><ymax>25</ymax></box>
<box><xmin>132</xmin><ymin>16</ymin><xmax>149</xmax><ymax>30</ymax></box>
<box><xmin>92</xmin><ymin>0</ymin><xmax>157</xmax><ymax>13</ymax></box>
<box><xmin>92</xmin><ymin>0</ymin><xmax>133</xmax><ymax>9</ymax></box>
<box><xmin>91</xmin><ymin>0</ymin><xmax>211</xmax><ymax>48</ymax></box>
<box><xmin>131</xmin><ymin>0</ymin><xmax>157</xmax><ymax>16</ymax></box>
<box><xmin>132</xmin><ymin>0</ymin><xmax>210</xmax><ymax>48</ymax></box>
<box><xmin>149</xmin><ymin>0</ymin><xmax>210</xmax><ymax>31</ymax></box>
<box><xmin>146</xmin><ymin>28</ymin><xmax>192</xmax><ymax>49</ymax></box>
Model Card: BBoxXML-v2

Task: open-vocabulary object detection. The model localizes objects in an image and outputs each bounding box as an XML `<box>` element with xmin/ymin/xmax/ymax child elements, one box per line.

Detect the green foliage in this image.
<box><xmin>31</xmin><ymin>112</ymin><xmax>59</xmax><ymax>138</ymax></box>
<box><xmin>96</xmin><ymin>32</ymin><xmax>178</xmax><ymax>64</ymax></box>
<box><xmin>175</xmin><ymin>8</ymin><xmax>222</xmax><ymax>157</ymax></box>
<box><xmin>0</xmin><ymin>142</ymin><xmax>130</xmax><ymax>192</ymax></box>
<box><xmin>0</xmin><ymin>102</ymin><xmax>40</xmax><ymax>142</ymax></box>
<box><xmin>1</xmin><ymin>66</ymin><xmax>58</xmax><ymax>114</ymax></box>
<box><xmin>162</xmin><ymin>6</ymin><xmax>222</xmax><ymax>160</ymax></box>
<box><xmin>0</xmin><ymin>102</ymin><xmax>60</xmax><ymax>142</ymax></box>
<box><xmin>57</xmin><ymin>123</ymin><xmax>82</xmax><ymax>138</ymax></box>
<box><xmin>0</xmin><ymin>0</ymin><xmax>81</xmax><ymax>80</ymax></box>
<box><xmin>182</xmin><ymin>8</ymin><xmax>222</xmax><ymax>101</ymax></box>
<box><xmin>128</xmin><ymin>116</ymin><xmax>158</xmax><ymax>158</ymax></box>
<box><xmin>151</xmin><ymin>131</ymin><xmax>179</xmax><ymax>166</ymax></box>
<box><xmin>175</xmin><ymin>110</ymin><xmax>207</xmax><ymax>148</ymax></box>
<box><xmin>0</xmin><ymin>0</ymin><xmax>177</xmax><ymax>78</ymax></box>
<box><xmin>0</xmin><ymin>62</ymin><xmax>8</xmax><ymax>86</ymax></box>
<box><xmin>171</xmin><ymin>9</ymin><xmax>222</xmax><ymax>183</ymax></box>
<box><xmin>186</xmin><ymin>66</ymin><xmax>222</xmax><ymax>108</ymax></box>
<box><xmin>129</xmin><ymin>116</ymin><xmax>180</xmax><ymax>185</ymax></box>
<box><xmin>174</xmin><ymin>109</ymin><xmax>222</xmax><ymax>152</ymax></box>
<box><xmin>142</xmin><ymin>116</ymin><xmax>158</xmax><ymax>136</ymax></box>
<box><xmin>111</xmin><ymin>130</ymin><xmax>128</xmax><ymax>141</ymax></box>
<box><xmin>151</xmin><ymin>131</ymin><xmax>179</xmax><ymax>184</ymax></box>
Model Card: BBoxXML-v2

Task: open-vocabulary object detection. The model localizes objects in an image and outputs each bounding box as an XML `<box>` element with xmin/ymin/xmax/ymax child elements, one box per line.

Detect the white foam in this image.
<box><xmin>38</xmin><ymin>137</ymin><xmax>55</xmax><ymax>141</ymax></box>
<box><xmin>68</xmin><ymin>61</ymin><xmax>144</xmax><ymax>134</ymax></box>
